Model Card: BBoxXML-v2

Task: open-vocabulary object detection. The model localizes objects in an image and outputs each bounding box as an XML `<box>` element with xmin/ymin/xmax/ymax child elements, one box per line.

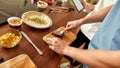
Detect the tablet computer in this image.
<box><xmin>72</xmin><ymin>0</ymin><xmax>84</xmax><ymax>12</ymax></box>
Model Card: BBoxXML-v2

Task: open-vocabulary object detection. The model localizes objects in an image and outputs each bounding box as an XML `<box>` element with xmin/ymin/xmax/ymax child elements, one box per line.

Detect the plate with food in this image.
<box><xmin>21</xmin><ymin>11</ymin><xmax>52</xmax><ymax>29</ymax></box>
<box><xmin>0</xmin><ymin>28</ymin><xmax>22</xmax><ymax>48</ymax></box>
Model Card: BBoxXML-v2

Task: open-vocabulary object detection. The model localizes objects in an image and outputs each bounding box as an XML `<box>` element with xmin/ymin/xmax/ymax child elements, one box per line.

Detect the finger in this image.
<box><xmin>49</xmin><ymin>45</ymin><xmax>54</xmax><ymax>50</ymax></box>
<box><xmin>53</xmin><ymin>37</ymin><xmax>59</xmax><ymax>40</ymax></box>
<box><xmin>46</xmin><ymin>38</ymin><xmax>55</xmax><ymax>44</ymax></box>
<box><xmin>46</xmin><ymin>40</ymin><xmax>52</xmax><ymax>46</ymax></box>
<box><xmin>80</xmin><ymin>0</ymin><xmax>85</xmax><ymax>6</ymax></box>
<box><xmin>66</xmin><ymin>25</ymin><xmax>72</xmax><ymax>30</ymax></box>
<box><xmin>47</xmin><ymin>38</ymin><xmax>55</xmax><ymax>43</ymax></box>
<box><xmin>52</xmin><ymin>38</ymin><xmax>59</xmax><ymax>44</ymax></box>
<box><xmin>47</xmin><ymin>38</ymin><xmax>58</xmax><ymax>45</ymax></box>
<box><xmin>66</xmin><ymin>22</ymin><xmax>70</xmax><ymax>28</ymax></box>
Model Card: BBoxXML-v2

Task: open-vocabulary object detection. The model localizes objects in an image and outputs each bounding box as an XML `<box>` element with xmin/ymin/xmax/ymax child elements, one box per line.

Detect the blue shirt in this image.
<box><xmin>82</xmin><ymin>0</ymin><xmax>120</xmax><ymax>68</ymax></box>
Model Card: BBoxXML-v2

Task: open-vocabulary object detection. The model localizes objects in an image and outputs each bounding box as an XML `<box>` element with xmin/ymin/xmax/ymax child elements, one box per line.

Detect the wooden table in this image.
<box><xmin>0</xmin><ymin>2</ymin><xmax>87</xmax><ymax>68</ymax></box>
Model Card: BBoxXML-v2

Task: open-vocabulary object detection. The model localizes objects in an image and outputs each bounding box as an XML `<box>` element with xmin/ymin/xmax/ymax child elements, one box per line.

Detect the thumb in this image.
<box><xmin>80</xmin><ymin>0</ymin><xmax>86</xmax><ymax>6</ymax></box>
<box><xmin>49</xmin><ymin>45</ymin><xmax>54</xmax><ymax>50</ymax></box>
<box><xmin>66</xmin><ymin>25</ymin><xmax>72</xmax><ymax>30</ymax></box>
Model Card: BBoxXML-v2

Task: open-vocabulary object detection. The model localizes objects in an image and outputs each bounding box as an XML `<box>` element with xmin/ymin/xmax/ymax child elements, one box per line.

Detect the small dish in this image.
<box><xmin>37</xmin><ymin>1</ymin><xmax>48</xmax><ymax>9</ymax></box>
<box><xmin>7</xmin><ymin>17</ymin><xmax>23</xmax><ymax>29</ymax></box>
<box><xmin>0</xmin><ymin>28</ymin><xmax>22</xmax><ymax>48</ymax></box>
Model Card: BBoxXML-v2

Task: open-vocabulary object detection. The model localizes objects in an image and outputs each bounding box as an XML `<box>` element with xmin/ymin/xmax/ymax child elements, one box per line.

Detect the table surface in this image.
<box><xmin>0</xmin><ymin>2</ymin><xmax>87</xmax><ymax>68</ymax></box>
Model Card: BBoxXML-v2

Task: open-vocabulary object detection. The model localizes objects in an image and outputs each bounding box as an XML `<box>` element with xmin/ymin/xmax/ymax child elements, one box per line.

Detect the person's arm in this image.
<box><xmin>65</xmin><ymin>47</ymin><xmax>120</xmax><ymax>68</ymax></box>
<box><xmin>47</xmin><ymin>38</ymin><xmax>120</xmax><ymax>68</ymax></box>
<box><xmin>82</xmin><ymin>5</ymin><xmax>113</xmax><ymax>25</ymax></box>
<box><xmin>66</xmin><ymin>5</ymin><xmax>113</xmax><ymax>30</ymax></box>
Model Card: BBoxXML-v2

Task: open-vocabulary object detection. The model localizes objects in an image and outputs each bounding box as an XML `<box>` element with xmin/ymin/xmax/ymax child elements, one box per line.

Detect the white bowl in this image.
<box><xmin>7</xmin><ymin>17</ymin><xmax>23</xmax><ymax>27</ymax></box>
<box><xmin>37</xmin><ymin>1</ymin><xmax>48</xmax><ymax>9</ymax></box>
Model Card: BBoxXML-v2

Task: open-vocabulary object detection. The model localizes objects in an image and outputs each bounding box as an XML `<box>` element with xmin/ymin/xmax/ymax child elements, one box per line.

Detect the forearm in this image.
<box><xmin>79</xmin><ymin>5</ymin><xmax>113</xmax><ymax>25</ymax></box>
<box><xmin>64</xmin><ymin>46</ymin><xmax>120</xmax><ymax>68</ymax></box>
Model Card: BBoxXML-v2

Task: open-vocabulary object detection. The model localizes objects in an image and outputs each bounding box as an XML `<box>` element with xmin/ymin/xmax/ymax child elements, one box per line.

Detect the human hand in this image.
<box><xmin>66</xmin><ymin>20</ymin><xmax>80</xmax><ymax>31</ymax></box>
<box><xmin>80</xmin><ymin>0</ymin><xmax>95</xmax><ymax>12</ymax></box>
<box><xmin>46</xmin><ymin>37</ymin><xmax>69</xmax><ymax>55</ymax></box>
<box><xmin>66</xmin><ymin>18</ymin><xmax>85</xmax><ymax>33</ymax></box>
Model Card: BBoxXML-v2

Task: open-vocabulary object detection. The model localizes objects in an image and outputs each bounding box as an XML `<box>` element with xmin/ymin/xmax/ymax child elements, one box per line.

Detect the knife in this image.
<box><xmin>21</xmin><ymin>31</ymin><xmax>43</xmax><ymax>55</ymax></box>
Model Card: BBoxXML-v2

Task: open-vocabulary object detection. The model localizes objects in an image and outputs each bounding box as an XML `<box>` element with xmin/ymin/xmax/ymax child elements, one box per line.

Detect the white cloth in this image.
<box><xmin>81</xmin><ymin>0</ymin><xmax>116</xmax><ymax>40</ymax></box>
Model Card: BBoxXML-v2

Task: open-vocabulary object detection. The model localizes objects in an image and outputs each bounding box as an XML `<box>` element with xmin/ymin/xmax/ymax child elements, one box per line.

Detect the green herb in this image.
<box><xmin>30</xmin><ymin>17</ymin><xmax>43</xmax><ymax>24</ymax></box>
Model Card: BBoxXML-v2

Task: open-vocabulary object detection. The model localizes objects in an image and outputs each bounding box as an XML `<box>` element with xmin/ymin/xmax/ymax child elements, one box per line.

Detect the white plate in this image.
<box><xmin>21</xmin><ymin>11</ymin><xmax>52</xmax><ymax>29</ymax></box>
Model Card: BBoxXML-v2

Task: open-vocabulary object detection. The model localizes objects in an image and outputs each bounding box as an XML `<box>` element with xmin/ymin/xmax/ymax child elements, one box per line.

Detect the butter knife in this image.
<box><xmin>21</xmin><ymin>31</ymin><xmax>43</xmax><ymax>55</ymax></box>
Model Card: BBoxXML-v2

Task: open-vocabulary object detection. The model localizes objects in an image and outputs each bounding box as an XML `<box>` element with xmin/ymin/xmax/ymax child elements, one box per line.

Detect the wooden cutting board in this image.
<box><xmin>43</xmin><ymin>27</ymin><xmax>76</xmax><ymax>45</ymax></box>
<box><xmin>0</xmin><ymin>54</ymin><xmax>37</xmax><ymax>68</ymax></box>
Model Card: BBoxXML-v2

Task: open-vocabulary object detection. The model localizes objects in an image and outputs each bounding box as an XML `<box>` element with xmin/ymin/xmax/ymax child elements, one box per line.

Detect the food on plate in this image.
<box><xmin>0</xmin><ymin>33</ymin><xmax>20</xmax><ymax>48</ymax></box>
<box><xmin>28</xmin><ymin>15</ymin><xmax>48</xmax><ymax>25</ymax></box>
<box><xmin>37</xmin><ymin>1</ymin><xmax>48</xmax><ymax>8</ymax></box>
<box><xmin>52</xmin><ymin>30</ymin><xmax>64</xmax><ymax>38</ymax></box>
<box><xmin>7</xmin><ymin>17</ymin><xmax>23</xmax><ymax>29</ymax></box>
<box><xmin>29</xmin><ymin>17</ymin><xmax>46</xmax><ymax>24</ymax></box>
<box><xmin>9</xmin><ymin>18</ymin><xmax>21</xmax><ymax>25</ymax></box>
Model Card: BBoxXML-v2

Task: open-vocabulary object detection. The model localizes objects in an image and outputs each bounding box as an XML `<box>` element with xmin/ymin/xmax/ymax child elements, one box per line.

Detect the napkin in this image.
<box><xmin>0</xmin><ymin>54</ymin><xmax>37</xmax><ymax>68</ymax></box>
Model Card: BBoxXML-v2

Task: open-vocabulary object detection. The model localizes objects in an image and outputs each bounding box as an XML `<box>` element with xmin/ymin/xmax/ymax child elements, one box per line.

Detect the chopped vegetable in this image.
<box><xmin>29</xmin><ymin>17</ymin><xmax>43</xmax><ymax>24</ymax></box>
<box><xmin>0</xmin><ymin>33</ymin><xmax>20</xmax><ymax>48</ymax></box>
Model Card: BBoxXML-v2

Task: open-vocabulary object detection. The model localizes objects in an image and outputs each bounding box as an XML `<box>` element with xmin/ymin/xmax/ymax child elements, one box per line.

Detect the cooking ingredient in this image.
<box><xmin>52</xmin><ymin>30</ymin><xmax>64</xmax><ymax>38</ymax></box>
<box><xmin>9</xmin><ymin>18</ymin><xmax>21</xmax><ymax>26</ymax></box>
<box><xmin>0</xmin><ymin>33</ymin><xmax>20</xmax><ymax>48</ymax></box>
<box><xmin>29</xmin><ymin>17</ymin><xmax>43</xmax><ymax>24</ymax></box>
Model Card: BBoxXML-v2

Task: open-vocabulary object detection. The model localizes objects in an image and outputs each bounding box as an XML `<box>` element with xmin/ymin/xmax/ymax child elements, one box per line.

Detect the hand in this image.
<box><xmin>66</xmin><ymin>20</ymin><xmax>80</xmax><ymax>30</ymax></box>
<box><xmin>47</xmin><ymin>37</ymin><xmax>69</xmax><ymax>55</ymax></box>
<box><xmin>65</xmin><ymin>18</ymin><xmax>85</xmax><ymax>34</ymax></box>
<box><xmin>80</xmin><ymin>0</ymin><xmax>95</xmax><ymax>12</ymax></box>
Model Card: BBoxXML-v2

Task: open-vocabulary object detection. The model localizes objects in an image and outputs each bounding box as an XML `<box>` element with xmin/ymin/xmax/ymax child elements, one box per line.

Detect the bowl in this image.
<box><xmin>7</xmin><ymin>17</ymin><xmax>23</xmax><ymax>29</ymax></box>
<box><xmin>37</xmin><ymin>1</ymin><xmax>48</xmax><ymax>9</ymax></box>
<box><xmin>0</xmin><ymin>28</ymin><xmax>22</xmax><ymax>48</ymax></box>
